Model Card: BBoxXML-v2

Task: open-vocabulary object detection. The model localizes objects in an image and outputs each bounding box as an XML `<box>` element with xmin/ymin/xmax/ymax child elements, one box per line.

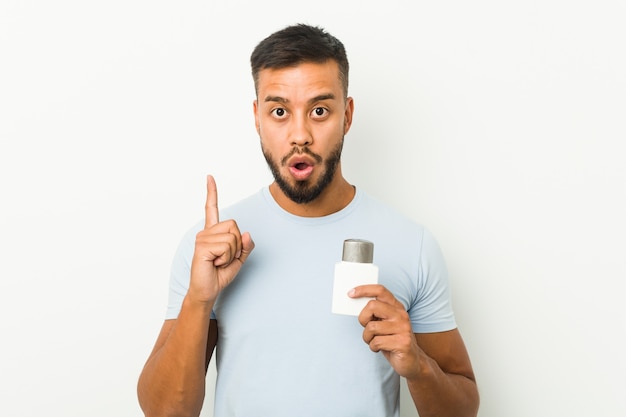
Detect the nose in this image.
<box><xmin>290</xmin><ymin>115</ymin><xmax>313</xmax><ymax>147</ymax></box>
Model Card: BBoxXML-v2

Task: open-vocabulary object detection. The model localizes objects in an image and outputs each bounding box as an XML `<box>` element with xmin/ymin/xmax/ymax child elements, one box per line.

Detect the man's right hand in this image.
<box><xmin>188</xmin><ymin>175</ymin><xmax>254</xmax><ymax>305</ymax></box>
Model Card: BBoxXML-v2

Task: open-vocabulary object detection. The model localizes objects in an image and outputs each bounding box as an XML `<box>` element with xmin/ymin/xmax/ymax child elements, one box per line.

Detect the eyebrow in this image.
<box><xmin>263</xmin><ymin>93</ymin><xmax>336</xmax><ymax>105</ymax></box>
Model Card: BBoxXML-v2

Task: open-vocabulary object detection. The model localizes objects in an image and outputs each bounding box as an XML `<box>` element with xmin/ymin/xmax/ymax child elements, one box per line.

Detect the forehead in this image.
<box><xmin>256</xmin><ymin>61</ymin><xmax>344</xmax><ymax>101</ymax></box>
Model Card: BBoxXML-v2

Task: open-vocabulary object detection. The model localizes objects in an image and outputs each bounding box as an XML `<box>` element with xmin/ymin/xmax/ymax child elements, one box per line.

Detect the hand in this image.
<box><xmin>350</xmin><ymin>284</ymin><xmax>422</xmax><ymax>379</ymax></box>
<box><xmin>188</xmin><ymin>175</ymin><xmax>255</xmax><ymax>305</ymax></box>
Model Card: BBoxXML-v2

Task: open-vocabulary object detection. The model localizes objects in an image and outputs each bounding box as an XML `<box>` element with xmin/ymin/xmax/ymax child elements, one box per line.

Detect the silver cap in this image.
<box><xmin>342</xmin><ymin>239</ymin><xmax>374</xmax><ymax>263</ymax></box>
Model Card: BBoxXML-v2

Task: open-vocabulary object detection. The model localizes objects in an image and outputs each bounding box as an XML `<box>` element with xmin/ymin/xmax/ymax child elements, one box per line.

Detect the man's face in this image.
<box><xmin>254</xmin><ymin>61</ymin><xmax>353</xmax><ymax>204</ymax></box>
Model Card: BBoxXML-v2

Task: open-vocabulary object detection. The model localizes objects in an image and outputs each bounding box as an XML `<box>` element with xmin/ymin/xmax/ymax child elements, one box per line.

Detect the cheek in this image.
<box><xmin>317</xmin><ymin>123</ymin><xmax>345</xmax><ymax>143</ymax></box>
<box><xmin>257</xmin><ymin>123</ymin><xmax>274</xmax><ymax>145</ymax></box>
<box><xmin>259</xmin><ymin>127</ymin><xmax>289</xmax><ymax>155</ymax></box>
<box><xmin>258</xmin><ymin>117</ymin><xmax>283</xmax><ymax>136</ymax></box>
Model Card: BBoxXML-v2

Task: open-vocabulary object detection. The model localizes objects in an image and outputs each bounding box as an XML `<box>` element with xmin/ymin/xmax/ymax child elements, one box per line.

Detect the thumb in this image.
<box><xmin>236</xmin><ymin>232</ymin><xmax>255</xmax><ymax>263</ymax></box>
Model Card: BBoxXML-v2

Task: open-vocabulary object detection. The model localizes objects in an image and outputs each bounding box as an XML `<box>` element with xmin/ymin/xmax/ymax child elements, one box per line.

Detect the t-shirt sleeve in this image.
<box><xmin>408</xmin><ymin>227</ymin><xmax>457</xmax><ymax>333</ymax></box>
<box><xmin>165</xmin><ymin>222</ymin><xmax>202</xmax><ymax>320</ymax></box>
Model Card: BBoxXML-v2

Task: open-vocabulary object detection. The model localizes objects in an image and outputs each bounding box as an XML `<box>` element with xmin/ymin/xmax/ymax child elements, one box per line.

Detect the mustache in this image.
<box><xmin>280</xmin><ymin>147</ymin><xmax>323</xmax><ymax>166</ymax></box>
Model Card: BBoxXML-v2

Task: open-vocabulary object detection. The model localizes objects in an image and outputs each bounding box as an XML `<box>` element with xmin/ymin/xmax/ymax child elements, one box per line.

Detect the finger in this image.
<box><xmin>362</xmin><ymin>310</ymin><xmax>411</xmax><ymax>337</ymax></box>
<box><xmin>367</xmin><ymin>333</ymin><xmax>414</xmax><ymax>355</ymax></box>
<box><xmin>214</xmin><ymin>231</ymin><xmax>254</xmax><ymax>269</ymax></box>
<box><xmin>196</xmin><ymin>220</ymin><xmax>243</xmax><ymax>264</ymax></box>
<box><xmin>357</xmin><ymin>299</ymin><xmax>395</xmax><ymax>326</ymax></box>
<box><xmin>204</xmin><ymin>175</ymin><xmax>219</xmax><ymax>229</ymax></box>
<box><xmin>236</xmin><ymin>232</ymin><xmax>255</xmax><ymax>263</ymax></box>
<box><xmin>208</xmin><ymin>241</ymin><xmax>238</xmax><ymax>267</ymax></box>
<box><xmin>350</xmin><ymin>284</ymin><xmax>404</xmax><ymax>308</ymax></box>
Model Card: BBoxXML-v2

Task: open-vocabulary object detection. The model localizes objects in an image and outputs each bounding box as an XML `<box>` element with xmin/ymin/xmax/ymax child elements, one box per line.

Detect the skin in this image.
<box><xmin>137</xmin><ymin>175</ymin><xmax>254</xmax><ymax>417</ymax></box>
<box><xmin>254</xmin><ymin>61</ymin><xmax>356</xmax><ymax>217</ymax></box>
<box><xmin>137</xmin><ymin>60</ymin><xmax>479</xmax><ymax>417</ymax></box>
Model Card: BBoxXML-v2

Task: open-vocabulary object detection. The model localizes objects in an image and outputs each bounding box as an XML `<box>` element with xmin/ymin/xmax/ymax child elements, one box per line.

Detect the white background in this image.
<box><xmin>1</xmin><ymin>1</ymin><xmax>625</xmax><ymax>416</ymax></box>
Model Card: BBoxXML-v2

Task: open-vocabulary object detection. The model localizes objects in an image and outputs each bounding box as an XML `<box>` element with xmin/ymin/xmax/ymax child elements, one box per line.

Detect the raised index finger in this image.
<box><xmin>204</xmin><ymin>174</ymin><xmax>219</xmax><ymax>228</ymax></box>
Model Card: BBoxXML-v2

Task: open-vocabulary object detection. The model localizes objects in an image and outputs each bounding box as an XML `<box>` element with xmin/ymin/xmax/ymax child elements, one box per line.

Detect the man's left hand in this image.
<box><xmin>350</xmin><ymin>284</ymin><xmax>422</xmax><ymax>379</ymax></box>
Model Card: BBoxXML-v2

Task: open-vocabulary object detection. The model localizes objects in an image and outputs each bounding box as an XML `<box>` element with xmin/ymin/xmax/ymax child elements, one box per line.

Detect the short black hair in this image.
<box><xmin>250</xmin><ymin>24</ymin><xmax>349</xmax><ymax>98</ymax></box>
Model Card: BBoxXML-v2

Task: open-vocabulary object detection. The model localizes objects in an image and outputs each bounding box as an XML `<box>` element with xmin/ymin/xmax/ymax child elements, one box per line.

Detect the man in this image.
<box><xmin>138</xmin><ymin>24</ymin><xmax>479</xmax><ymax>417</ymax></box>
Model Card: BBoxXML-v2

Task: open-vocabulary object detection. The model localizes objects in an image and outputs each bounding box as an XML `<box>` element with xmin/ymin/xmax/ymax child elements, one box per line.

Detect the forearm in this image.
<box><xmin>137</xmin><ymin>298</ymin><xmax>213</xmax><ymax>417</ymax></box>
<box><xmin>407</xmin><ymin>353</ymin><xmax>479</xmax><ymax>417</ymax></box>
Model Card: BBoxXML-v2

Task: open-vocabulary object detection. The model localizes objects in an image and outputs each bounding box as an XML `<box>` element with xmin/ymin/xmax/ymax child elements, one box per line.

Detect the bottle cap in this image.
<box><xmin>342</xmin><ymin>239</ymin><xmax>374</xmax><ymax>263</ymax></box>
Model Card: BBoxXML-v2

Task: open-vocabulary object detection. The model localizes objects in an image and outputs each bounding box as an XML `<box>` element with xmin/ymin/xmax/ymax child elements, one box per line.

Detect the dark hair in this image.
<box><xmin>250</xmin><ymin>24</ymin><xmax>349</xmax><ymax>99</ymax></box>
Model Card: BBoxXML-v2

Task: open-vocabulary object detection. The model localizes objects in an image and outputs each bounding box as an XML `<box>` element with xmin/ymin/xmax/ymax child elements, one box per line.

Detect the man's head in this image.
<box><xmin>251</xmin><ymin>24</ymin><xmax>354</xmax><ymax>209</ymax></box>
<box><xmin>251</xmin><ymin>24</ymin><xmax>349</xmax><ymax>101</ymax></box>
<box><xmin>250</xmin><ymin>25</ymin><xmax>354</xmax><ymax>205</ymax></box>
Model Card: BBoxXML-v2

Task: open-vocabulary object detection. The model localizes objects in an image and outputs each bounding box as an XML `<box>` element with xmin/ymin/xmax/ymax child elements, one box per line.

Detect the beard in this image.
<box><xmin>262</xmin><ymin>139</ymin><xmax>344</xmax><ymax>204</ymax></box>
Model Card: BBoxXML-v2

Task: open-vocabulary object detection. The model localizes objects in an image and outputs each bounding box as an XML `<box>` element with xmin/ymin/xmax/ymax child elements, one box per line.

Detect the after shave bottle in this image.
<box><xmin>332</xmin><ymin>239</ymin><xmax>379</xmax><ymax>316</ymax></box>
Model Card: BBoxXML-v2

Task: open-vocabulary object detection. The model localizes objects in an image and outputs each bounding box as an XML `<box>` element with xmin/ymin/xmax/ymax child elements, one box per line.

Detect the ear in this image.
<box><xmin>253</xmin><ymin>99</ymin><xmax>260</xmax><ymax>134</ymax></box>
<box><xmin>343</xmin><ymin>97</ymin><xmax>354</xmax><ymax>134</ymax></box>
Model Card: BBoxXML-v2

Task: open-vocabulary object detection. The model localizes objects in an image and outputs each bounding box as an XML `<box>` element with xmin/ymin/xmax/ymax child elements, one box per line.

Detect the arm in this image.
<box><xmin>137</xmin><ymin>316</ymin><xmax>218</xmax><ymax>417</ymax></box>
<box><xmin>137</xmin><ymin>176</ymin><xmax>254</xmax><ymax>417</ymax></box>
<box><xmin>351</xmin><ymin>285</ymin><xmax>479</xmax><ymax>417</ymax></box>
<box><xmin>407</xmin><ymin>330</ymin><xmax>478</xmax><ymax>417</ymax></box>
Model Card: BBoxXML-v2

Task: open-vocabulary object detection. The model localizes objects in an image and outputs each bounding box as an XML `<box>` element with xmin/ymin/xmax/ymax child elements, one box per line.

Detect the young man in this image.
<box><xmin>138</xmin><ymin>24</ymin><xmax>479</xmax><ymax>417</ymax></box>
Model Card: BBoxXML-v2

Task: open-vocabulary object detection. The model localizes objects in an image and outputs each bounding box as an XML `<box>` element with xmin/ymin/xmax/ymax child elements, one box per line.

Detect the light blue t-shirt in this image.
<box><xmin>166</xmin><ymin>187</ymin><xmax>456</xmax><ymax>417</ymax></box>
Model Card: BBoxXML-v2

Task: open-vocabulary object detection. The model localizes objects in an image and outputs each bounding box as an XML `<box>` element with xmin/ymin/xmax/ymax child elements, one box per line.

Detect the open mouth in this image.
<box><xmin>289</xmin><ymin>160</ymin><xmax>315</xmax><ymax>180</ymax></box>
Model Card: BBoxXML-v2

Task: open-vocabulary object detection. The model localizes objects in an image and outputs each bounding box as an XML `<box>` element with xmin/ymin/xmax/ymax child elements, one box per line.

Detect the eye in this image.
<box><xmin>271</xmin><ymin>108</ymin><xmax>287</xmax><ymax>118</ymax></box>
<box><xmin>311</xmin><ymin>107</ymin><xmax>328</xmax><ymax>119</ymax></box>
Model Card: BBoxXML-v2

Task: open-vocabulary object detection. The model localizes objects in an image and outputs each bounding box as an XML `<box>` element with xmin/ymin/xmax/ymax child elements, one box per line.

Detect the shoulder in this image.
<box><xmin>356</xmin><ymin>190</ymin><xmax>427</xmax><ymax>237</ymax></box>
<box><xmin>354</xmin><ymin>190</ymin><xmax>446</xmax><ymax>273</ymax></box>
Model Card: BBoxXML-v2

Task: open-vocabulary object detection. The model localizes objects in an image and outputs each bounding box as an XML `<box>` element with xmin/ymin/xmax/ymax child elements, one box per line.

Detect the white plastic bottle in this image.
<box><xmin>331</xmin><ymin>239</ymin><xmax>379</xmax><ymax>316</ymax></box>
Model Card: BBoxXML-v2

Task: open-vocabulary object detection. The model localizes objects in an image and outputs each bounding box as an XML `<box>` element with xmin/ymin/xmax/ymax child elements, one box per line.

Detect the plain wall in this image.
<box><xmin>1</xmin><ymin>1</ymin><xmax>624</xmax><ymax>416</ymax></box>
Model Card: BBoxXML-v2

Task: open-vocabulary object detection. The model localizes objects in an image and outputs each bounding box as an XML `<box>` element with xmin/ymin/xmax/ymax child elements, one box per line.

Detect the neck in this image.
<box><xmin>269</xmin><ymin>172</ymin><xmax>355</xmax><ymax>218</ymax></box>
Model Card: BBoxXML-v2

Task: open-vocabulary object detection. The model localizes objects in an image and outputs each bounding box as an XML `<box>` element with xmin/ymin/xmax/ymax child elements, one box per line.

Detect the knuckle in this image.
<box><xmin>399</xmin><ymin>309</ymin><xmax>410</xmax><ymax>322</ymax></box>
<box><xmin>366</xmin><ymin>320</ymin><xmax>379</xmax><ymax>333</ymax></box>
<box><xmin>195</xmin><ymin>230</ymin><xmax>208</xmax><ymax>243</ymax></box>
<box><xmin>223</xmin><ymin>218</ymin><xmax>237</xmax><ymax>227</ymax></box>
<box><xmin>369</xmin><ymin>338</ymin><xmax>381</xmax><ymax>352</ymax></box>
